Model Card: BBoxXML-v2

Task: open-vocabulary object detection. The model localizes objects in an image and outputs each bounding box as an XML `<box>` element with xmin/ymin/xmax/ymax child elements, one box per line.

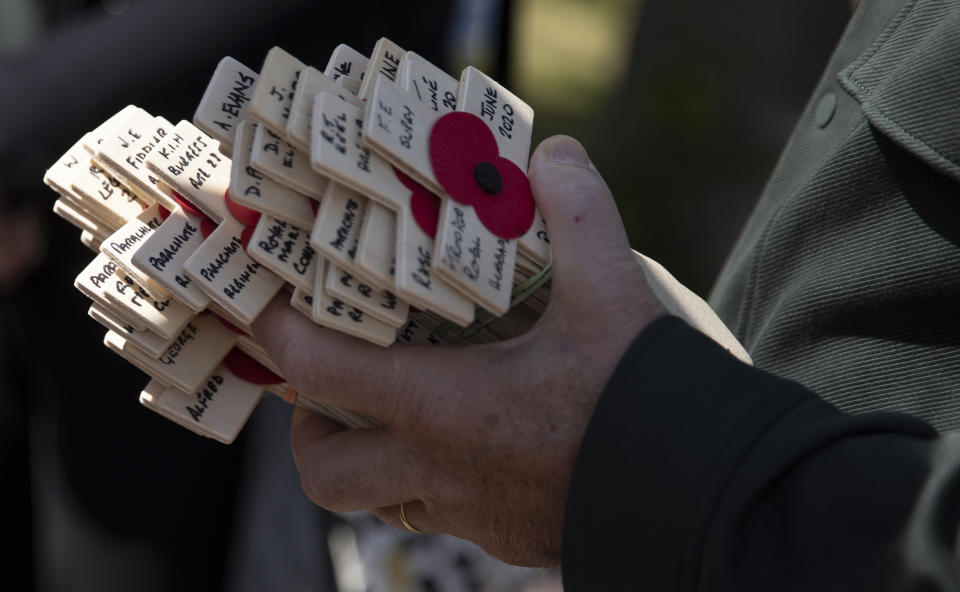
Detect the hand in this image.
<box><xmin>253</xmin><ymin>135</ymin><xmax>666</xmax><ymax>566</ymax></box>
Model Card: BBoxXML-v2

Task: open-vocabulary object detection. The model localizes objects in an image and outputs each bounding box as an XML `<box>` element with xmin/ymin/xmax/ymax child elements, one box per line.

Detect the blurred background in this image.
<box><xmin>0</xmin><ymin>0</ymin><xmax>851</xmax><ymax>590</ymax></box>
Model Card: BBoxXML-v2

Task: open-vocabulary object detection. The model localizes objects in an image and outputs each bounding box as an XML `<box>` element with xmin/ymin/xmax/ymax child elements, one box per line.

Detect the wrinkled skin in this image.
<box><xmin>253</xmin><ymin>136</ymin><xmax>665</xmax><ymax>566</ymax></box>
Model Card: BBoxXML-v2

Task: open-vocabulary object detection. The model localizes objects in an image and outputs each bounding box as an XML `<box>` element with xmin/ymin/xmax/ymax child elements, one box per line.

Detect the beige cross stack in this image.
<box><xmin>45</xmin><ymin>39</ymin><xmax>750</xmax><ymax>444</ymax></box>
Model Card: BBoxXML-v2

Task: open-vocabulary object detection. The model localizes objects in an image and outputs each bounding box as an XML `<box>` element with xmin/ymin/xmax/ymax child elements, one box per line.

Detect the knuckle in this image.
<box><xmin>300</xmin><ymin>462</ymin><xmax>349</xmax><ymax>511</ymax></box>
<box><xmin>271</xmin><ymin>332</ymin><xmax>312</xmax><ymax>385</ymax></box>
<box><xmin>378</xmin><ymin>348</ymin><xmax>442</xmax><ymax>427</ymax></box>
<box><xmin>365</xmin><ymin>351</ymin><xmax>408</xmax><ymax>421</ymax></box>
<box><xmin>300</xmin><ymin>464</ymin><xmax>329</xmax><ymax>506</ymax></box>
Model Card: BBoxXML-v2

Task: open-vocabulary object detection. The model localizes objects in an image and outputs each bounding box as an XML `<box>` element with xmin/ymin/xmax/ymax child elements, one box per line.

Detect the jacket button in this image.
<box><xmin>816</xmin><ymin>92</ymin><xmax>837</xmax><ymax>128</ymax></box>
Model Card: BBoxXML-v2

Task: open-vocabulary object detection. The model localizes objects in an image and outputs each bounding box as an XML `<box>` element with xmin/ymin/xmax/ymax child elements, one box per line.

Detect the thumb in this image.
<box><xmin>528</xmin><ymin>136</ymin><xmax>638</xmax><ymax>299</ymax></box>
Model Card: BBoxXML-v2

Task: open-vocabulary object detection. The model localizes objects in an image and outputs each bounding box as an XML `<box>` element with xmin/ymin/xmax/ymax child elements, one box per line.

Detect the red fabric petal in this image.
<box><xmin>223</xmin><ymin>347</ymin><xmax>283</xmax><ymax>385</ymax></box>
<box><xmin>410</xmin><ymin>188</ymin><xmax>441</xmax><ymax>239</ymax></box>
<box><xmin>394</xmin><ymin>167</ymin><xmax>440</xmax><ymax>239</ymax></box>
<box><xmin>171</xmin><ymin>190</ymin><xmax>208</xmax><ymax>220</ymax></box>
<box><xmin>225</xmin><ymin>189</ymin><xmax>262</xmax><ymax>226</ymax></box>
<box><xmin>393</xmin><ymin>166</ymin><xmax>420</xmax><ymax>192</ymax></box>
<box><xmin>214</xmin><ymin>314</ymin><xmax>247</xmax><ymax>335</ymax></box>
<box><xmin>240</xmin><ymin>225</ymin><xmax>255</xmax><ymax>251</ymax></box>
<box><xmin>472</xmin><ymin>156</ymin><xmax>536</xmax><ymax>239</ymax></box>
<box><xmin>429</xmin><ymin>112</ymin><xmax>535</xmax><ymax>239</ymax></box>
<box><xmin>200</xmin><ymin>218</ymin><xmax>218</xmax><ymax>239</ymax></box>
<box><xmin>430</xmin><ymin>112</ymin><xmax>498</xmax><ymax>209</ymax></box>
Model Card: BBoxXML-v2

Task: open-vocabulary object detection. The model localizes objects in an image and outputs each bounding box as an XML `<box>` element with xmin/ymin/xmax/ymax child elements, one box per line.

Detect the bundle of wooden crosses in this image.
<box><xmin>45</xmin><ymin>39</ymin><xmax>748</xmax><ymax>444</ymax></box>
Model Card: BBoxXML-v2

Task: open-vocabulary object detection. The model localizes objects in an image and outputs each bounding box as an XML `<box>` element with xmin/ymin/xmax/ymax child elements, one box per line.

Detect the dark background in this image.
<box><xmin>0</xmin><ymin>0</ymin><xmax>851</xmax><ymax>589</ymax></box>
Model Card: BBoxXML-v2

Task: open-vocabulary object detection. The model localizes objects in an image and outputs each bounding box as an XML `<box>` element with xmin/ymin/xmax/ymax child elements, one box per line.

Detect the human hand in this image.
<box><xmin>253</xmin><ymin>135</ymin><xmax>667</xmax><ymax>566</ymax></box>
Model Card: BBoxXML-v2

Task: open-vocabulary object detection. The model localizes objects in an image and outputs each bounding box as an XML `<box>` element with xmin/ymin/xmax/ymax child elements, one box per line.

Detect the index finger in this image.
<box><xmin>253</xmin><ymin>295</ymin><xmax>461</xmax><ymax>424</ymax></box>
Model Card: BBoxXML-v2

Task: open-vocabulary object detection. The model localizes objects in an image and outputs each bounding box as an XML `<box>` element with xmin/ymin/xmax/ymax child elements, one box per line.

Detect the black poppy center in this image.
<box><xmin>473</xmin><ymin>161</ymin><xmax>503</xmax><ymax>195</ymax></box>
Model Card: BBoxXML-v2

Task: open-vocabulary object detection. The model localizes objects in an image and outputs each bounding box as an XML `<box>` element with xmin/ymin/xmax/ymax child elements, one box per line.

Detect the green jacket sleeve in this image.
<box><xmin>562</xmin><ymin>316</ymin><xmax>959</xmax><ymax>591</ymax></box>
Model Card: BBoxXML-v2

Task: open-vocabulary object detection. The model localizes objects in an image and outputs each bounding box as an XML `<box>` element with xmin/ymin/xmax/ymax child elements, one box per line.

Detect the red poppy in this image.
<box><xmin>171</xmin><ymin>189</ymin><xmax>209</xmax><ymax>221</ymax></box>
<box><xmin>224</xmin><ymin>189</ymin><xmax>261</xmax><ymax>250</ymax></box>
<box><xmin>429</xmin><ymin>112</ymin><xmax>535</xmax><ymax>240</ymax></box>
<box><xmin>224</xmin><ymin>189</ymin><xmax>262</xmax><ymax>227</ymax></box>
<box><xmin>213</xmin><ymin>313</ymin><xmax>249</xmax><ymax>336</ymax></box>
<box><xmin>223</xmin><ymin>348</ymin><xmax>283</xmax><ymax>385</ymax></box>
<box><xmin>394</xmin><ymin>166</ymin><xmax>440</xmax><ymax>239</ymax></box>
<box><xmin>199</xmin><ymin>218</ymin><xmax>218</xmax><ymax>240</ymax></box>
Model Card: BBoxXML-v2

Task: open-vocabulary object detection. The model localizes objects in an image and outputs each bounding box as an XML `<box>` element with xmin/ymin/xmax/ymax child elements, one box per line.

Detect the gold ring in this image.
<box><xmin>398</xmin><ymin>502</ymin><xmax>422</xmax><ymax>534</ymax></box>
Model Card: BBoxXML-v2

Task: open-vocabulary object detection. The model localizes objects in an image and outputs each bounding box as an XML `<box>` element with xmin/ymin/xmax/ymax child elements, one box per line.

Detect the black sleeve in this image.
<box><xmin>562</xmin><ymin>315</ymin><xmax>960</xmax><ymax>591</ymax></box>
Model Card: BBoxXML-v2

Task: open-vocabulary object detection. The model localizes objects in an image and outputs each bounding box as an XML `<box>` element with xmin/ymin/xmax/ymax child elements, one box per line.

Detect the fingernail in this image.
<box><xmin>545</xmin><ymin>136</ymin><xmax>590</xmax><ymax>166</ymax></box>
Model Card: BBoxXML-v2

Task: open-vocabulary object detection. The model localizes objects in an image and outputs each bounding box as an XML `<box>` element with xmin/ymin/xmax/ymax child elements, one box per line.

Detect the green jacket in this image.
<box><xmin>710</xmin><ymin>0</ymin><xmax>960</xmax><ymax>430</ymax></box>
